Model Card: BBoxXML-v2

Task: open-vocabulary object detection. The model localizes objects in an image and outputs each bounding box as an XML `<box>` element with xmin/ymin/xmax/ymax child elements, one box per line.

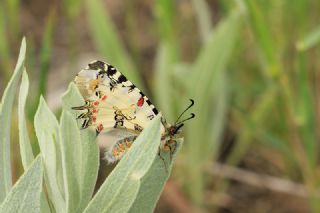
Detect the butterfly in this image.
<box><xmin>72</xmin><ymin>60</ymin><xmax>194</xmax><ymax>165</ymax></box>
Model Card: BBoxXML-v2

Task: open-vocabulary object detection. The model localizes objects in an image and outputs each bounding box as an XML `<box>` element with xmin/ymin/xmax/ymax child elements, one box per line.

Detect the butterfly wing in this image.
<box><xmin>73</xmin><ymin>60</ymin><xmax>165</xmax><ymax>163</ymax></box>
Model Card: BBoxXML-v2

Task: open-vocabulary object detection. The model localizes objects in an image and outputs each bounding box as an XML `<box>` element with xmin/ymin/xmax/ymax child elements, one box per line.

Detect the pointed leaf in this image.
<box><xmin>61</xmin><ymin>83</ymin><xmax>99</xmax><ymax>212</ymax></box>
<box><xmin>18</xmin><ymin>70</ymin><xmax>34</xmax><ymax>169</ymax></box>
<box><xmin>0</xmin><ymin>37</ymin><xmax>26</xmax><ymax>203</ymax></box>
<box><xmin>59</xmin><ymin>110</ymin><xmax>99</xmax><ymax>213</ymax></box>
<box><xmin>34</xmin><ymin>97</ymin><xmax>65</xmax><ymax>212</ymax></box>
<box><xmin>129</xmin><ymin>139</ymin><xmax>183</xmax><ymax>213</ymax></box>
<box><xmin>0</xmin><ymin>156</ymin><xmax>43</xmax><ymax>213</ymax></box>
<box><xmin>83</xmin><ymin>116</ymin><xmax>162</xmax><ymax>213</ymax></box>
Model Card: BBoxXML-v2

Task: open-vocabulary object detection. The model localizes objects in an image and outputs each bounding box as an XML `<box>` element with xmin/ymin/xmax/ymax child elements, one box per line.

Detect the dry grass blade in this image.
<box><xmin>207</xmin><ymin>163</ymin><xmax>307</xmax><ymax>197</ymax></box>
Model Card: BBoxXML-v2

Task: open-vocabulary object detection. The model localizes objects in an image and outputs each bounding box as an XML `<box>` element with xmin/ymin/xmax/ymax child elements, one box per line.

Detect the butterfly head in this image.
<box><xmin>163</xmin><ymin>99</ymin><xmax>195</xmax><ymax>138</ymax></box>
<box><xmin>167</xmin><ymin>123</ymin><xmax>184</xmax><ymax>137</ymax></box>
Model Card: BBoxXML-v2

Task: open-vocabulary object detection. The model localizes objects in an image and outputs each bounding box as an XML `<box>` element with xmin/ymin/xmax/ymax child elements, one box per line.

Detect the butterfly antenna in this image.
<box><xmin>176</xmin><ymin>113</ymin><xmax>195</xmax><ymax>125</ymax></box>
<box><xmin>175</xmin><ymin>99</ymin><xmax>195</xmax><ymax>124</ymax></box>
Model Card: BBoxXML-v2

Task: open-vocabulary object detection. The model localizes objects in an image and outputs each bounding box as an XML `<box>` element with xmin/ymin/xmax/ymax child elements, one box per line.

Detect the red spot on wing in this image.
<box><xmin>94</xmin><ymin>101</ymin><xmax>99</xmax><ymax>106</ymax></box>
<box><xmin>102</xmin><ymin>95</ymin><xmax>108</xmax><ymax>101</ymax></box>
<box><xmin>97</xmin><ymin>123</ymin><xmax>104</xmax><ymax>131</ymax></box>
<box><xmin>137</xmin><ymin>97</ymin><xmax>144</xmax><ymax>107</ymax></box>
<box><xmin>96</xmin><ymin>123</ymin><xmax>104</xmax><ymax>135</ymax></box>
<box><xmin>92</xmin><ymin>109</ymin><xmax>98</xmax><ymax>113</ymax></box>
<box><xmin>92</xmin><ymin>116</ymin><xmax>96</xmax><ymax>123</ymax></box>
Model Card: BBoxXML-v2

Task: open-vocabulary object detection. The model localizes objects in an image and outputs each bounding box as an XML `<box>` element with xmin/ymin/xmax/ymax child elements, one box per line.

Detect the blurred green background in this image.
<box><xmin>1</xmin><ymin>0</ymin><xmax>320</xmax><ymax>212</ymax></box>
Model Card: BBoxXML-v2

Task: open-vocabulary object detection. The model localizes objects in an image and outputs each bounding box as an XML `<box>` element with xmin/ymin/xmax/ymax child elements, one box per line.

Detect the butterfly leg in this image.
<box><xmin>158</xmin><ymin>147</ymin><xmax>168</xmax><ymax>173</ymax></box>
<box><xmin>76</xmin><ymin>109</ymin><xmax>92</xmax><ymax>120</ymax></box>
<box><xmin>72</xmin><ymin>100</ymin><xmax>92</xmax><ymax>110</ymax></box>
<box><xmin>168</xmin><ymin>145</ymin><xmax>173</xmax><ymax>162</ymax></box>
<box><xmin>162</xmin><ymin>139</ymin><xmax>178</xmax><ymax>162</ymax></box>
<box><xmin>95</xmin><ymin>123</ymin><xmax>104</xmax><ymax>136</ymax></box>
<box><xmin>169</xmin><ymin>141</ymin><xmax>178</xmax><ymax>162</ymax></box>
<box><xmin>81</xmin><ymin>118</ymin><xmax>91</xmax><ymax>129</ymax></box>
<box><xmin>72</xmin><ymin>101</ymin><xmax>94</xmax><ymax>121</ymax></box>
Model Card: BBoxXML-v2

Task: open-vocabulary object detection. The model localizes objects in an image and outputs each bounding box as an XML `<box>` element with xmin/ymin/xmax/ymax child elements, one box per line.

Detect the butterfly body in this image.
<box><xmin>72</xmin><ymin>60</ymin><xmax>193</xmax><ymax>164</ymax></box>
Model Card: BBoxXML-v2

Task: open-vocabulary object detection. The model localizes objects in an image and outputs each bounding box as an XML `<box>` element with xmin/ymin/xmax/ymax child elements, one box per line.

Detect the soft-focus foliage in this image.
<box><xmin>1</xmin><ymin>0</ymin><xmax>320</xmax><ymax>212</ymax></box>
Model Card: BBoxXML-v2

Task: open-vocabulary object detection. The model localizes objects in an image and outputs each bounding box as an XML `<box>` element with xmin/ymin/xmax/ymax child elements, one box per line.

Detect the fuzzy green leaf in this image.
<box><xmin>19</xmin><ymin>70</ymin><xmax>50</xmax><ymax>213</ymax></box>
<box><xmin>34</xmin><ymin>97</ymin><xmax>65</xmax><ymax>212</ymax></box>
<box><xmin>60</xmin><ymin>84</ymin><xmax>99</xmax><ymax>213</ymax></box>
<box><xmin>18</xmin><ymin>70</ymin><xmax>34</xmax><ymax>169</ymax></box>
<box><xmin>60</xmin><ymin>111</ymin><xmax>82</xmax><ymax>213</ymax></box>
<box><xmin>61</xmin><ymin>83</ymin><xmax>99</xmax><ymax>212</ymax></box>
<box><xmin>129</xmin><ymin>138</ymin><xmax>183</xmax><ymax>213</ymax></box>
<box><xmin>84</xmin><ymin>115</ymin><xmax>164</xmax><ymax>213</ymax></box>
<box><xmin>0</xmin><ymin>37</ymin><xmax>26</xmax><ymax>203</ymax></box>
<box><xmin>0</xmin><ymin>156</ymin><xmax>43</xmax><ymax>213</ymax></box>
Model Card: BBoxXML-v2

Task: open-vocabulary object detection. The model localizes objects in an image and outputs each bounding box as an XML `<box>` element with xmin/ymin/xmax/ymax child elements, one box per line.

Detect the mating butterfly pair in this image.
<box><xmin>72</xmin><ymin>61</ymin><xmax>194</xmax><ymax>165</ymax></box>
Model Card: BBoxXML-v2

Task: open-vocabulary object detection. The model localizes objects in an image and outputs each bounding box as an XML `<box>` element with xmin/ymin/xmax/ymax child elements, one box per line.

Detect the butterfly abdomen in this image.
<box><xmin>104</xmin><ymin>136</ymin><xmax>137</xmax><ymax>163</ymax></box>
